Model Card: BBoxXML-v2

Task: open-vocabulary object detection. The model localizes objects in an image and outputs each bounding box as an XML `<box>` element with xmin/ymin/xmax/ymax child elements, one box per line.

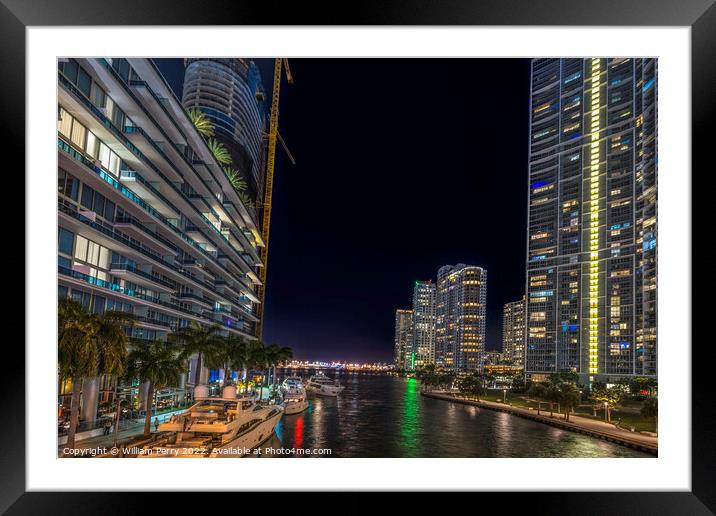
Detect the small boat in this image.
<box><xmin>139</xmin><ymin>386</ymin><xmax>283</xmax><ymax>458</ymax></box>
<box><xmin>305</xmin><ymin>373</ymin><xmax>344</xmax><ymax>397</ymax></box>
<box><xmin>280</xmin><ymin>376</ymin><xmax>308</xmax><ymax>415</ymax></box>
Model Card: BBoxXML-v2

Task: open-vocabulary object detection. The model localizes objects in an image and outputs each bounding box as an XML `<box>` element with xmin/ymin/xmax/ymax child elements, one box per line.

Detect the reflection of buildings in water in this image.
<box><xmin>492</xmin><ymin>411</ymin><xmax>513</xmax><ymax>457</ymax></box>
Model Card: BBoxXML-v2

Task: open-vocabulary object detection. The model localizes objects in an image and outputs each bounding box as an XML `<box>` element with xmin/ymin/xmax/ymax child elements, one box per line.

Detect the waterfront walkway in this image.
<box><xmin>421</xmin><ymin>391</ymin><xmax>658</xmax><ymax>455</ymax></box>
<box><xmin>58</xmin><ymin>407</ymin><xmax>188</xmax><ymax>454</ymax></box>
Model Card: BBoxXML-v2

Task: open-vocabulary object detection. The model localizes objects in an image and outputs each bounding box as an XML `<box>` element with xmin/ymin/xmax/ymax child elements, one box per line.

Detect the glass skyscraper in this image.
<box><xmin>394</xmin><ymin>309</ymin><xmax>414</xmax><ymax>370</ymax></box>
<box><xmin>435</xmin><ymin>264</ymin><xmax>487</xmax><ymax>372</ymax></box>
<box><xmin>525</xmin><ymin>58</ymin><xmax>657</xmax><ymax>383</ymax></box>
<box><xmin>182</xmin><ymin>59</ymin><xmax>268</xmax><ymax>221</ymax></box>
<box><xmin>502</xmin><ymin>296</ymin><xmax>526</xmax><ymax>368</ymax></box>
<box><xmin>411</xmin><ymin>281</ymin><xmax>436</xmax><ymax>369</ymax></box>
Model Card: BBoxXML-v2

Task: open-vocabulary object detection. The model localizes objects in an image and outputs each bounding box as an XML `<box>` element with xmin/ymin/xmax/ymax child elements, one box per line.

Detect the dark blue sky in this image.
<box><xmin>155</xmin><ymin>58</ymin><xmax>531</xmax><ymax>363</ymax></box>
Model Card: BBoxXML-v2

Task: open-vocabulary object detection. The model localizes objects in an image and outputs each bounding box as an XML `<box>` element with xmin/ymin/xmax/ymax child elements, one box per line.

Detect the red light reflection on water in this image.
<box><xmin>294</xmin><ymin>416</ymin><xmax>304</xmax><ymax>451</ymax></box>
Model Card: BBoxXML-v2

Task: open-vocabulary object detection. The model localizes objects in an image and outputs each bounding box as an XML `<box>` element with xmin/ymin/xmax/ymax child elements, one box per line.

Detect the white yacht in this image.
<box><xmin>305</xmin><ymin>373</ymin><xmax>344</xmax><ymax>397</ymax></box>
<box><xmin>280</xmin><ymin>376</ymin><xmax>308</xmax><ymax>415</ymax></box>
<box><xmin>139</xmin><ymin>386</ymin><xmax>283</xmax><ymax>458</ymax></box>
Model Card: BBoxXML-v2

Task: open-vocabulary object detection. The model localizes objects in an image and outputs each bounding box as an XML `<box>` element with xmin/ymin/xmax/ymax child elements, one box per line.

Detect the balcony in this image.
<box><xmin>109</xmin><ymin>263</ymin><xmax>175</xmax><ymax>294</ymax></box>
<box><xmin>58</xmin><ymin>139</ymin><xmax>249</xmax><ymax>289</ymax></box>
<box><xmin>113</xmin><ymin>215</ymin><xmax>179</xmax><ymax>256</ymax></box>
<box><xmin>58</xmin><ymin>265</ymin><xmax>227</xmax><ymax>328</ymax></box>
<box><xmin>134</xmin><ymin>316</ymin><xmax>175</xmax><ymax>332</ymax></box>
<box><xmin>118</xmin><ymin>167</ymin><xmax>180</xmax><ymax>219</ymax></box>
<box><xmin>177</xmin><ymin>292</ymin><xmax>213</xmax><ymax>309</ymax></box>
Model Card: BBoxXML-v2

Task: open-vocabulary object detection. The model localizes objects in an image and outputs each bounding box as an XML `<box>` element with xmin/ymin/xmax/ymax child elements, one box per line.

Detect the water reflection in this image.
<box><xmin>270</xmin><ymin>370</ymin><xmax>651</xmax><ymax>458</ymax></box>
<box><xmin>399</xmin><ymin>377</ymin><xmax>421</xmax><ymax>457</ymax></box>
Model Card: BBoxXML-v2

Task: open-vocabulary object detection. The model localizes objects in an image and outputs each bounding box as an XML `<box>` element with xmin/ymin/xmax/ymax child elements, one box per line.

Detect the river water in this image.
<box><xmin>262</xmin><ymin>370</ymin><xmax>651</xmax><ymax>458</ymax></box>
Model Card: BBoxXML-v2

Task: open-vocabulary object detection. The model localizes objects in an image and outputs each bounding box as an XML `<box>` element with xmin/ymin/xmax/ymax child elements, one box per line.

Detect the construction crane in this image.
<box><xmin>255</xmin><ymin>58</ymin><xmax>294</xmax><ymax>339</ymax></box>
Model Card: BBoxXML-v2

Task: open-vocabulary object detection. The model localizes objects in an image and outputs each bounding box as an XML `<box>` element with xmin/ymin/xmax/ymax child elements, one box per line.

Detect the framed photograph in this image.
<box><xmin>5</xmin><ymin>0</ymin><xmax>712</xmax><ymax>511</ymax></box>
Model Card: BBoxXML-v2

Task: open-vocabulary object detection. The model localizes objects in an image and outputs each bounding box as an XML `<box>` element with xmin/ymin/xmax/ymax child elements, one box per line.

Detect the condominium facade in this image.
<box><xmin>435</xmin><ymin>264</ymin><xmax>488</xmax><ymax>372</ymax></box>
<box><xmin>525</xmin><ymin>58</ymin><xmax>658</xmax><ymax>384</ymax></box>
<box><xmin>394</xmin><ymin>309</ymin><xmax>414</xmax><ymax>370</ymax></box>
<box><xmin>502</xmin><ymin>296</ymin><xmax>526</xmax><ymax>367</ymax></box>
<box><xmin>57</xmin><ymin>58</ymin><xmax>264</xmax><ymax>424</ymax></box>
<box><xmin>182</xmin><ymin>59</ymin><xmax>268</xmax><ymax>216</ymax></box>
<box><xmin>411</xmin><ymin>281</ymin><xmax>436</xmax><ymax>368</ymax></box>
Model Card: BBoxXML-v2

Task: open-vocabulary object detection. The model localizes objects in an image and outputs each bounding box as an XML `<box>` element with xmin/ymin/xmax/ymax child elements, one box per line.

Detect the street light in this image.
<box><xmin>604</xmin><ymin>401</ymin><xmax>608</xmax><ymax>422</ymax></box>
<box><xmin>503</xmin><ymin>388</ymin><xmax>507</xmax><ymax>404</ymax></box>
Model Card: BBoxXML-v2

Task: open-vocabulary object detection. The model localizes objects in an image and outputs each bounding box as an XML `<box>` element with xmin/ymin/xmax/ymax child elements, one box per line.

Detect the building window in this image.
<box><xmin>77</xmin><ymin>67</ymin><xmax>92</xmax><ymax>98</ymax></box>
<box><xmin>58</xmin><ymin>227</ymin><xmax>74</xmax><ymax>256</ymax></box>
<box><xmin>58</xmin><ymin>168</ymin><xmax>79</xmax><ymax>201</ymax></box>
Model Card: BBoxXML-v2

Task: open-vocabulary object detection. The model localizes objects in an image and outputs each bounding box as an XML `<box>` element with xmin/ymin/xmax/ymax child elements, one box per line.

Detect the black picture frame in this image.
<box><xmin>3</xmin><ymin>0</ymin><xmax>711</xmax><ymax>512</ymax></box>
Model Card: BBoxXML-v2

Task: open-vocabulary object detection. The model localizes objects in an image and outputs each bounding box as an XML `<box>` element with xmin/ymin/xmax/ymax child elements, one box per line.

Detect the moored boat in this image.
<box><xmin>281</xmin><ymin>376</ymin><xmax>308</xmax><ymax>415</ymax></box>
<box><xmin>305</xmin><ymin>373</ymin><xmax>344</xmax><ymax>397</ymax></box>
<box><xmin>138</xmin><ymin>386</ymin><xmax>283</xmax><ymax>458</ymax></box>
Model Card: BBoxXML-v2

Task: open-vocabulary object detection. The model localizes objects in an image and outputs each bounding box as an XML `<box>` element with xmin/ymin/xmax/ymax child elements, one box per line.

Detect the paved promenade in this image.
<box><xmin>422</xmin><ymin>391</ymin><xmax>658</xmax><ymax>455</ymax></box>
<box><xmin>58</xmin><ymin>407</ymin><xmax>189</xmax><ymax>455</ymax></box>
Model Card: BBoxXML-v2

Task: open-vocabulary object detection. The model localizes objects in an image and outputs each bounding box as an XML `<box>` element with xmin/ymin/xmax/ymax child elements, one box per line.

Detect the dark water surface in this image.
<box><xmin>264</xmin><ymin>371</ymin><xmax>650</xmax><ymax>458</ymax></box>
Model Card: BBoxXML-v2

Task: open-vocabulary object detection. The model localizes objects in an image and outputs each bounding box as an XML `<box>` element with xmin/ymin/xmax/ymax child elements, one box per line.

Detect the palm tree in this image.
<box><xmin>250</xmin><ymin>344</ymin><xmax>270</xmax><ymax>399</ymax></box>
<box><xmin>457</xmin><ymin>372</ymin><xmax>485</xmax><ymax>401</ymax></box>
<box><xmin>126</xmin><ymin>340</ymin><xmax>185</xmax><ymax>436</ymax></box>
<box><xmin>223</xmin><ymin>167</ymin><xmax>248</xmax><ymax>192</ymax></box>
<box><xmin>59</xmin><ymin>299</ymin><xmax>98</xmax><ymax>450</ymax></box>
<box><xmin>169</xmin><ymin>322</ymin><xmax>223</xmax><ymax>387</ymax></box>
<box><xmin>187</xmin><ymin>107</ymin><xmax>215</xmax><ymax>138</ymax></box>
<box><xmin>207</xmin><ymin>138</ymin><xmax>232</xmax><ymax>165</ymax></box>
<box><xmin>237</xmin><ymin>339</ymin><xmax>264</xmax><ymax>394</ymax></box>
<box><xmin>58</xmin><ymin>299</ymin><xmax>135</xmax><ymax>449</ymax></box>
<box><xmin>545</xmin><ymin>384</ymin><xmax>560</xmax><ymax>417</ymax></box>
<box><xmin>263</xmin><ymin>343</ymin><xmax>293</xmax><ymax>390</ymax></box>
<box><xmin>238</xmin><ymin>190</ymin><xmax>255</xmax><ymax>210</ymax></box>
<box><xmin>275</xmin><ymin>345</ymin><xmax>293</xmax><ymax>376</ymax></box>
<box><xmin>557</xmin><ymin>382</ymin><xmax>581</xmax><ymax>422</ymax></box>
<box><xmin>527</xmin><ymin>383</ymin><xmax>547</xmax><ymax>415</ymax></box>
<box><xmin>217</xmin><ymin>334</ymin><xmax>249</xmax><ymax>386</ymax></box>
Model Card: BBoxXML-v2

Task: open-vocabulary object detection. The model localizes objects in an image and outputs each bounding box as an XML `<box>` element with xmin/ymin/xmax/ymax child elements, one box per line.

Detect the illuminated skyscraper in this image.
<box><xmin>435</xmin><ymin>264</ymin><xmax>488</xmax><ymax>372</ymax></box>
<box><xmin>525</xmin><ymin>58</ymin><xmax>657</xmax><ymax>383</ymax></box>
<box><xmin>503</xmin><ymin>296</ymin><xmax>526</xmax><ymax>367</ymax></box>
<box><xmin>394</xmin><ymin>309</ymin><xmax>414</xmax><ymax>370</ymax></box>
<box><xmin>57</xmin><ymin>58</ymin><xmax>262</xmax><ymax>423</ymax></box>
<box><xmin>182</xmin><ymin>59</ymin><xmax>268</xmax><ymax>222</ymax></box>
<box><xmin>411</xmin><ymin>281</ymin><xmax>436</xmax><ymax>368</ymax></box>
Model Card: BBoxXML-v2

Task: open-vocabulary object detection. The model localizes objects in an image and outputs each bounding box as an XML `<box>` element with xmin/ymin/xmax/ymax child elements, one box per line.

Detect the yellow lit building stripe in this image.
<box><xmin>588</xmin><ymin>58</ymin><xmax>601</xmax><ymax>375</ymax></box>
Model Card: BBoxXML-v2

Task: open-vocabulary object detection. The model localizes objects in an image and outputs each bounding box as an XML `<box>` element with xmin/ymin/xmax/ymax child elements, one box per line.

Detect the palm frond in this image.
<box><xmin>223</xmin><ymin>167</ymin><xmax>248</xmax><ymax>192</ymax></box>
<box><xmin>207</xmin><ymin>138</ymin><xmax>232</xmax><ymax>165</ymax></box>
<box><xmin>187</xmin><ymin>107</ymin><xmax>215</xmax><ymax>138</ymax></box>
<box><xmin>237</xmin><ymin>190</ymin><xmax>255</xmax><ymax>210</ymax></box>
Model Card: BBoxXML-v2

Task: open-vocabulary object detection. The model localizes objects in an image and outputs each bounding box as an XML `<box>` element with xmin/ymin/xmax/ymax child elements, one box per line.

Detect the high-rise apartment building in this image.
<box><xmin>525</xmin><ymin>58</ymin><xmax>657</xmax><ymax>384</ymax></box>
<box><xmin>411</xmin><ymin>281</ymin><xmax>436</xmax><ymax>368</ymax></box>
<box><xmin>435</xmin><ymin>264</ymin><xmax>488</xmax><ymax>371</ymax></box>
<box><xmin>502</xmin><ymin>296</ymin><xmax>526</xmax><ymax>367</ymax></box>
<box><xmin>57</xmin><ymin>58</ymin><xmax>263</xmax><ymax>424</ymax></box>
<box><xmin>394</xmin><ymin>309</ymin><xmax>414</xmax><ymax>370</ymax></box>
<box><xmin>182</xmin><ymin>59</ymin><xmax>268</xmax><ymax>220</ymax></box>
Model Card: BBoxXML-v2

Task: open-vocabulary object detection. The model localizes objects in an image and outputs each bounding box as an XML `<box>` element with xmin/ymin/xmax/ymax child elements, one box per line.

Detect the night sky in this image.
<box><xmin>155</xmin><ymin>58</ymin><xmax>531</xmax><ymax>363</ymax></box>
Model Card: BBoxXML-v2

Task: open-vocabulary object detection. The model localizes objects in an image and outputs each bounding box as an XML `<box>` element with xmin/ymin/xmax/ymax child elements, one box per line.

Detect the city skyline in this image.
<box><xmin>54</xmin><ymin>55</ymin><xmax>660</xmax><ymax>463</ymax></box>
<box><xmin>154</xmin><ymin>58</ymin><xmax>531</xmax><ymax>363</ymax></box>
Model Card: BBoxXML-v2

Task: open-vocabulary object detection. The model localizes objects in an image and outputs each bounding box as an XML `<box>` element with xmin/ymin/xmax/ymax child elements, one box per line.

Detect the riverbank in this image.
<box><xmin>421</xmin><ymin>391</ymin><xmax>658</xmax><ymax>456</ymax></box>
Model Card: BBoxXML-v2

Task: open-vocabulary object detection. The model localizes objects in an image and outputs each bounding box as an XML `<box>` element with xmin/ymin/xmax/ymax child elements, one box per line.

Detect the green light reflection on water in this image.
<box><xmin>400</xmin><ymin>377</ymin><xmax>421</xmax><ymax>457</ymax></box>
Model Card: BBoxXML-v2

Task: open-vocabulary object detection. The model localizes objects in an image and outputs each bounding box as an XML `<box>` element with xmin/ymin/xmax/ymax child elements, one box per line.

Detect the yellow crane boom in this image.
<box><xmin>255</xmin><ymin>58</ymin><xmax>292</xmax><ymax>339</ymax></box>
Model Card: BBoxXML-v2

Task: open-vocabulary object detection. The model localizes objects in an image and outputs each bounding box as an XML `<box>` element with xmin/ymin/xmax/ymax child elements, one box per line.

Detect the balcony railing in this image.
<box><xmin>61</xmin><ymin>71</ymin><xmax>250</xmax><ymax>270</ymax></box>
<box><xmin>59</xmin><ymin>138</ymin><xmax>252</xmax><ymax>289</ymax></box>
<box><xmin>59</xmin><ymin>200</ymin><xmax>169</xmax><ymax>265</ymax></box>
<box><xmin>109</xmin><ymin>262</ymin><xmax>176</xmax><ymax>291</ymax></box>
<box><xmin>114</xmin><ymin>215</ymin><xmax>179</xmax><ymax>254</ymax></box>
